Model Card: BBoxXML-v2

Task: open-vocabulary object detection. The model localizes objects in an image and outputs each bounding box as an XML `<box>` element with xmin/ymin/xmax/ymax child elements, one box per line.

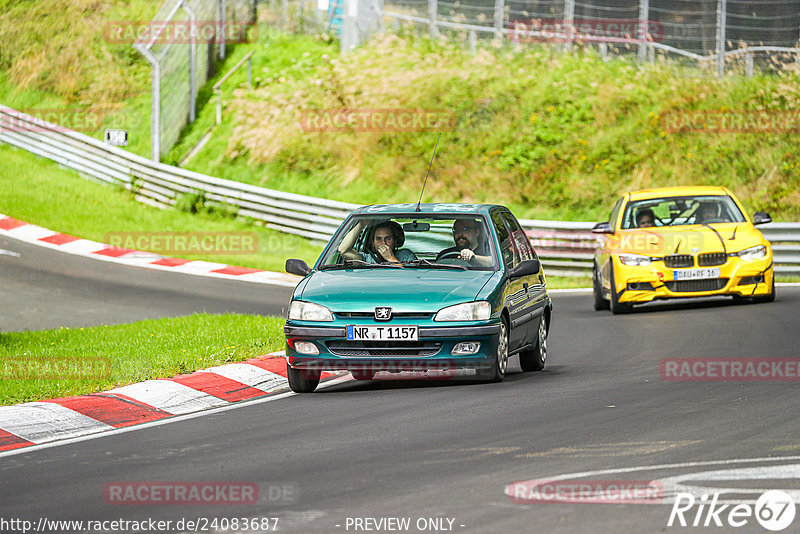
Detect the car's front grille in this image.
<box><xmin>665</xmin><ymin>278</ymin><xmax>728</xmax><ymax>293</ymax></box>
<box><xmin>698</xmin><ymin>253</ymin><xmax>727</xmax><ymax>266</ymax></box>
<box><xmin>334</xmin><ymin>312</ymin><xmax>434</xmax><ymax>320</ymax></box>
<box><xmin>326</xmin><ymin>340</ymin><xmax>442</xmax><ymax>357</ymax></box>
<box><xmin>664</xmin><ymin>254</ymin><xmax>694</xmax><ymax>268</ymax></box>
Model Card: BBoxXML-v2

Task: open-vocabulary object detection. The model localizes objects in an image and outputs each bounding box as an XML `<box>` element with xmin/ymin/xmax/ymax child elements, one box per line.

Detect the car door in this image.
<box><xmin>501</xmin><ymin>211</ymin><xmax>546</xmax><ymax>348</ymax></box>
<box><xmin>490</xmin><ymin>210</ymin><xmax>527</xmax><ymax>352</ymax></box>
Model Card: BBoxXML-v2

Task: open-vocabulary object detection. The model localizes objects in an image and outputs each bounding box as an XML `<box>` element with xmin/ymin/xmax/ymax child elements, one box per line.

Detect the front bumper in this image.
<box><xmin>613</xmin><ymin>255</ymin><xmax>773</xmax><ymax>304</ymax></box>
<box><xmin>284</xmin><ymin>322</ymin><xmax>501</xmax><ymax>373</ymax></box>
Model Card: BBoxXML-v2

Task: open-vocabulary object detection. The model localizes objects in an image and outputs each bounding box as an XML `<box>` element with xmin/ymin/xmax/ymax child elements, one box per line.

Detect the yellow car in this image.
<box><xmin>592</xmin><ymin>186</ymin><xmax>775</xmax><ymax>313</ymax></box>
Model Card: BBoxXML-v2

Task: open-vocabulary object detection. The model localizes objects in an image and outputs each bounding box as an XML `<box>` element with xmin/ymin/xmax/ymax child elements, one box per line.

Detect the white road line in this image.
<box><xmin>0</xmin><ymin>374</ymin><xmax>353</xmax><ymax>458</ymax></box>
<box><xmin>0</xmin><ymin>248</ymin><xmax>21</xmax><ymax>257</ymax></box>
<box><xmin>0</xmin><ymin>403</ymin><xmax>113</xmax><ymax>443</ymax></box>
<box><xmin>108</xmin><ymin>380</ymin><xmax>228</xmax><ymax>415</ymax></box>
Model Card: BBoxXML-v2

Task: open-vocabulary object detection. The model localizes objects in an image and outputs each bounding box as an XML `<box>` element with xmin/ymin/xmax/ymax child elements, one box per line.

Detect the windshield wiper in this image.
<box><xmin>403</xmin><ymin>259</ymin><xmax>468</xmax><ymax>270</ymax></box>
<box><xmin>321</xmin><ymin>259</ymin><xmax>402</xmax><ymax>269</ymax></box>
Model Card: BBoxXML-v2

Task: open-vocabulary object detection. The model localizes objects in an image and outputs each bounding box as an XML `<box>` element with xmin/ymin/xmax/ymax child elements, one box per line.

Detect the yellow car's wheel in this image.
<box><xmin>593</xmin><ymin>262</ymin><xmax>610</xmax><ymax>311</ymax></box>
<box><xmin>610</xmin><ymin>265</ymin><xmax>632</xmax><ymax>315</ymax></box>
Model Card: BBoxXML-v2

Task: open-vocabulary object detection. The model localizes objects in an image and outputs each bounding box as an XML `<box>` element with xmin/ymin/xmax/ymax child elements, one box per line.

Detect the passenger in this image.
<box><xmin>338</xmin><ymin>220</ymin><xmax>417</xmax><ymax>263</ymax></box>
<box><xmin>635</xmin><ymin>208</ymin><xmax>655</xmax><ymax>228</ymax></box>
<box><xmin>437</xmin><ymin>218</ymin><xmax>493</xmax><ymax>267</ymax></box>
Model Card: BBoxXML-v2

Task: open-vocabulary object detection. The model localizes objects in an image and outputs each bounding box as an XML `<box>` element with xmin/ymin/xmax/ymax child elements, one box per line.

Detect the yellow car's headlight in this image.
<box><xmin>732</xmin><ymin>245</ymin><xmax>767</xmax><ymax>261</ymax></box>
<box><xmin>618</xmin><ymin>253</ymin><xmax>653</xmax><ymax>267</ymax></box>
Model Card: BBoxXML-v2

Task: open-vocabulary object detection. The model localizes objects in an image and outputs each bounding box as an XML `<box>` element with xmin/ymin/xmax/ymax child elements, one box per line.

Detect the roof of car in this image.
<box><xmin>351</xmin><ymin>203</ymin><xmax>504</xmax><ymax>215</ymax></box>
<box><xmin>627</xmin><ymin>185</ymin><xmax>731</xmax><ymax>202</ymax></box>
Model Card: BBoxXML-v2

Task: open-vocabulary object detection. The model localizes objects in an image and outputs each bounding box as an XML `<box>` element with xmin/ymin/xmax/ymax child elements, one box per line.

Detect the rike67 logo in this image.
<box><xmin>668</xmin><ymin>490</ymin><xmax>796</xmax><ymax>531</ymax></box>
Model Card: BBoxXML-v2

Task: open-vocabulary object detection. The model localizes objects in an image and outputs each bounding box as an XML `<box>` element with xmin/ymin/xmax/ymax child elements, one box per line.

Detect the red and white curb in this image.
<box><xmin>0</xmin><ymin>352</ymin><xmax>346</xmax><ymax>453</ymax></box>
<box><xmin>0</xmin><ymin>214</ymin><xmax>300</xmax><ymax>287</ymax></box>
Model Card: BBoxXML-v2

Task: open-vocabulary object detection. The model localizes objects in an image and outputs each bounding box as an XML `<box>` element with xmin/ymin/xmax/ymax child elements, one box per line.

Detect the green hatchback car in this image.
<box><xmin>283</xmin><ymin>203</ymin><xmax>553</xmax><ymax>392</ymax></box>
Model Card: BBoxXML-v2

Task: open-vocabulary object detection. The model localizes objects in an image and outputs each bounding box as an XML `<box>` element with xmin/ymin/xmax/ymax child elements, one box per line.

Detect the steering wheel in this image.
<box><xmin>437</xmin><ymin>250</ymin><xmax>463</xmax><ymax>261</ymax></box>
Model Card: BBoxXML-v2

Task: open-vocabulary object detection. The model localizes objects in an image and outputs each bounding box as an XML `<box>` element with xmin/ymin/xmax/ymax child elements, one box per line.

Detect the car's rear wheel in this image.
<box><xmin>519</xmin><ymin>317</ymin><xmax>547</xmax><ymax>372</ymax></box>
<box><xmin>593</xmin><ymin>262</ymin><xmax>610</xmax><ymax>311</ymax></box>
<box><xmin>609</xmin><ymin>265</ymin><xmax>632</xmax><ymax>315</ymax></box>
<box><xmin>479</xmin><ymin>319</ymin><xmax>508</xmax><ymax>382</ymax></box>
<box><xmin>287</xmin><ymin>363</ymin><xmax>321</xmax><ymax>393</ymax></box>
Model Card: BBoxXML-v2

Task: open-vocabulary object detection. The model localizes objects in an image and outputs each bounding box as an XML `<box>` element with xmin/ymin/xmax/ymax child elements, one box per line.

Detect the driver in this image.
<box><xmin>338</xmin><ymin>220</ymin><xmax>417</xmax><ymax>263</ymax></box>
<box><xmin>696</xmin><ymin>202</ymin><xmax>728</xmax><ymax>223</ymax></box>
<box><xmin>437</xmin><ymin>218</ymin><xmax>493</xmax><ymax>267</ymax></box>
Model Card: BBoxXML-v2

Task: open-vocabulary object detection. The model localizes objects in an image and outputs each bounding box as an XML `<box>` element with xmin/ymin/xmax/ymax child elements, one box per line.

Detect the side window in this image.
<box><xmin>501</xmin><ymin>212</ymin><xmax>535</xmax><ymax>263</ymax></box>
<box><xmin>491</xmin><ymin>211</ymin><xmax>515</xmax><ymax>268</ymax></box>
<box><xmin>608</xmin><ymin>197</ymin><xmax>624</xmax><ymax>230</ymax></box>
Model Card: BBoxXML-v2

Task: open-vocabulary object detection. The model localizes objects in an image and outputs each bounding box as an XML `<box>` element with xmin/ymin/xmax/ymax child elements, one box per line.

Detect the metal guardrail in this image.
<box><xmin>1</xmin><ymin>105</ymin><xmax>799</xmax><ymax>278</ymax></box>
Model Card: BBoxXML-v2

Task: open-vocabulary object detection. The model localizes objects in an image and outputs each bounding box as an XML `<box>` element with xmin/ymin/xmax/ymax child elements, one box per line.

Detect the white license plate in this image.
<box><xmin>674</xmin><ymin>267</ymin><xmax>721</xmax><ymax>280</ymax></box>
<box><xmin>346</xmin><ymin>325</ymin><xmax>418</xmax><ymax>341</ymax></box>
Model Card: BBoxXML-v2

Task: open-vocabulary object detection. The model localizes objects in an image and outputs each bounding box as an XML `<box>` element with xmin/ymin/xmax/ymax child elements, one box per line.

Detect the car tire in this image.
<box><xmin>351</xmin><ymin>369</ymin><xmax>376</xmax><ymax>381</ymax></box>
<box><xmin>479</xmin><ymin>319</ymin><xmax>509</xmax><ymax>382</ymax></box>
<box><xmin>593</xmin><ymin>262</ymin><xmax>610</xmax><ymax>311</ymax></box>
<box><xmin>753</xmin><ymin>273</ymin><xmax>776</xmax><ymax>303</ymax></box>
<box><xmin>519</xmin><ymin>317</ymin><xmax>547</xmax><ymax>372</ymax></box>
<box><xmin>287</xmin><ymin>362</ymin><xmax>321</xmax><ymax>393</ymax></box>
<box><xmin>609</xmin><ymin>265</ymin><xmax>632</xmax><ymax>315</ymax></box>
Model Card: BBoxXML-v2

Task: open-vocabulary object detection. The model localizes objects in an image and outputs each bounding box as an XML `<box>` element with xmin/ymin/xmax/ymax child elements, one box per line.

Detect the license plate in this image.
<box><xmin>346</xmin><ymin>325</ymin><xmax>419</xmax><ymax>341</ymax></box>
<box><xmin>674</xmin><ymin>267</ymin><xmax>721</xmax><ymax>280</ymax></box>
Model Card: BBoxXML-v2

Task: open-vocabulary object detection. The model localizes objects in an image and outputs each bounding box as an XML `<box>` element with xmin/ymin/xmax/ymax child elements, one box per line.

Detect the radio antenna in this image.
<box><xmin>416</xmin><ymin>133</ymin><xmax>441</xmax><ymax>212</ymax></box>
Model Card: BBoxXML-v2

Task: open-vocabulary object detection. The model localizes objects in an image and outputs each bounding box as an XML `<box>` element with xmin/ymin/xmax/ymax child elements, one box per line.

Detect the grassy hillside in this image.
<box><xmin>173</xmin><ymin>29</ymin><xmax>800</xmax><ymax>222</ymax></box>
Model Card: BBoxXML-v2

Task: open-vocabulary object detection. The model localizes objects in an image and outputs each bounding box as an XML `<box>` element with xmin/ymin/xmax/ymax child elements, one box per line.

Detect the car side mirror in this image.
<box><xmin>509</xmin><ymin>258</ymin><xmax>541</xmax><ymax>279</ymax></box>
<box><xmin>752</xmin><ymin>212</ymin><xmax>772</xmax><ymax>225</ymax></box>
<box><xmin>285</xmin><ymin>258</ymin><xmax>312</xmax><ymax>276</ymax></box>
<box><xmin>592</xmin><ymin>222</ymin><xmax>614</xmax><ymax>234</ymax></box>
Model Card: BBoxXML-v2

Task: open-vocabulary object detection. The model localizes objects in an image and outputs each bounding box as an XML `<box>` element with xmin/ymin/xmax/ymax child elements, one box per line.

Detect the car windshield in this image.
<box><xmin>621</xmin><ymin>195</ymin><xmax>746</xmax><ymax>230</ymax></box>
<box><xmin>318</xmin><ymin>215</ymin><xmax>498</xmax><ymax>270</ymax></box>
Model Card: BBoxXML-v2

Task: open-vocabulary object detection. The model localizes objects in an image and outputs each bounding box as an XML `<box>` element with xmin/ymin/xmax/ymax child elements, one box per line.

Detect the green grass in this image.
<box><xmin>173</xmin><ymin>27</ymin><xmax>800</xmax><ymax>222</ymax></box>
<box><xmin>0</xmin><ymin>313</ymin><xmax>286</xmax><ymax>405</ymax></box>
<box><xmin>0</xmin><ymin>144</ymin><xmax>324</xmax><ymax>271</ymax></box>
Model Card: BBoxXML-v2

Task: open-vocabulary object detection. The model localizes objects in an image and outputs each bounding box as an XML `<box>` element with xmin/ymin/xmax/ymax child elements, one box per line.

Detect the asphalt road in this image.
<box><xmin>0</xmin><ymin>235</ymin><xmax>292</xmax><ymax>331</ymax></box>
<box><xmin>2</xmin><ymin>236</ymin><xmax>800</xmax><ymax>533</ymax></box>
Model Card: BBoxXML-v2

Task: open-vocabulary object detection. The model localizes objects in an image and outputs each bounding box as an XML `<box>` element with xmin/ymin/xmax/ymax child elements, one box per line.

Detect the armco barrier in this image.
<box><xmin>1</xmin><ymin>105</ymin><xmax>799</xmax><ymax>277</ymax></box>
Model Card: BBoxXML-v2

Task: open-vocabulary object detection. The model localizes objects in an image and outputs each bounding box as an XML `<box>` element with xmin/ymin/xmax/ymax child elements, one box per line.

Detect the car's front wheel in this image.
<box><xmin>519</xmin><ymin>317</ymin><xmax>547</xmax><ymax>372</ymax></box>
<box><xmin>593</xmin><ymin>262</ymin><xmax>610</xmax><ymax>311</ymax></box>
<box><xmin>479</xmin><ymin>320</ymin><xmax>509</xmax><ymax>382</ymax></box>
<box><xmin>610</xmin><ymin>265</ymin><xmax>632</xmax><ymax>314</ymax></box>
<box><xmin>287</xmin><ymin>363</ymin><xmax>321</xmax><ymax>393</ymax></box>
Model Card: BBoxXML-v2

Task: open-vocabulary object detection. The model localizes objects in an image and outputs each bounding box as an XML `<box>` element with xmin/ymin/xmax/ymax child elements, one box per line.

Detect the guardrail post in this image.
<box><xmin>428</xmin><ymin>0</ymin><xmax>438</xmax><ymax>38</ymax></box>
<box><xmin>638</xmin><ymin>0</ymin><xmax>649</xmax><ymax>64</ymax></box>
<box><xmin>716</xmin><ymin>0</ymin><xmax>726</xmax><ymax>78</ymax></box>
<box><xmin>563</xmin><ymin>0</ymin><xmax>574</xmax><ymax>51</ymax></box>
<box><xmin>493</xmin><ymin>0</ymin><xmax>504</xmax><ymax>39</ymax></box>
<box><xmin>281</xmin><ymin>0</ymin><xmax>289</xmax><ymax>30</ymax></box>
<box><xmin>599</xmin><ymin>42</ymin><xmax>607</xmax><ymax>61</ymax></box>
<box><xmin>469</xmin><ymin>30</ymin><xmax>477</xmax><ymax>53</ymax></box>
<box><xmin>745</xmin><ymin>51</ymin><xmax>753</xmax><ymax>77</ymax></box>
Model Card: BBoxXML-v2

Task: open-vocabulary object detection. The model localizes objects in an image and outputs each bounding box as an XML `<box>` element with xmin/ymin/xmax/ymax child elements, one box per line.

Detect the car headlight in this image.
<box><xmin>434</xmin><ymin>301</ymin><xmax>491</xmax><ymax>322</ymax></box>
<box><xmin>288</xmin><ymin>301</ymin><xmax>333</xmax><ymax>321</ymax></box>
<box><xmin>618</xmin><ymin>253</ymin><xmax>653</xmax><ymax>267</ymax></box>
<box><xmin>733</xmin><ymin>245</ymin><xmax>767</xmax><ymax>261</ymax></box>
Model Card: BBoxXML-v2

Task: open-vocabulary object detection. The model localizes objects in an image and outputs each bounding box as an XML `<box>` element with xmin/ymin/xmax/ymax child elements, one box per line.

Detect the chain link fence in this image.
<box><xmin>135</xmin><ymin>0</ymin><xmax>257</xmax><ymax>161</ymax></box>
<box><xmin>288</xmin><ymin>0</ymin><xmax>800</xmax><ymax>70</ymax></box>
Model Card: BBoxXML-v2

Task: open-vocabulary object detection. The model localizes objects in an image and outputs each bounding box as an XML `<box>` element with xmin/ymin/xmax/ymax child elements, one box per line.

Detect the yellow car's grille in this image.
<box><xmin>665</xmin><ymin>278</ymin><xmax>728</xmax><ymax>292</ymax></box>
<box><xmin>664</xmin><ymin>254</ymin><xmax>693</xmax><ymax>268</ymax></box>
<box><xmin>698</xmin><ymin>253</ymin><xmax>727</xmax><ymax>266</ymax></box>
